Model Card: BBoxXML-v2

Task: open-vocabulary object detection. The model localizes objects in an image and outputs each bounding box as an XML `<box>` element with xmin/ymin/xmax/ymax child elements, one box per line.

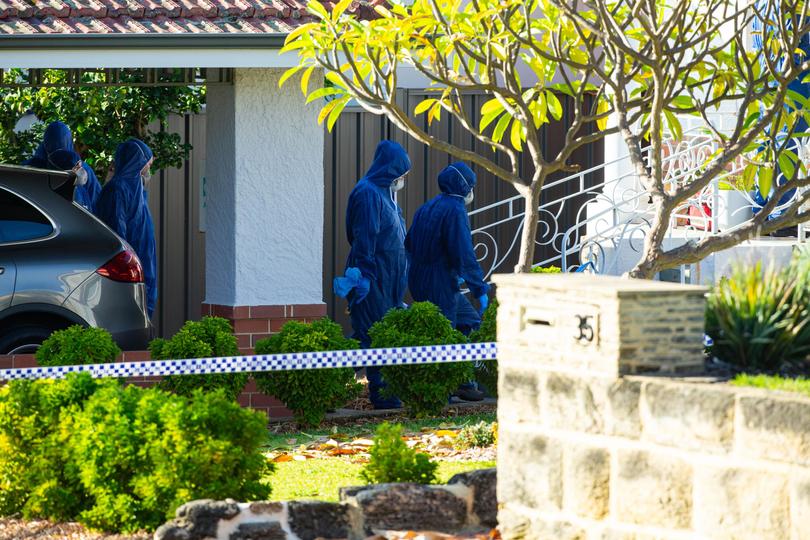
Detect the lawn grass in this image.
<box><xmin>266</xmin><ymin>411</ymin><xmax>496</xmax><ymax>451</ymax></box>
<box><xmin>268</xmin><ymin>459</ymin><xmax>496</xmax><ymax>501</ymax></box>
<box><xmin>731</xmin><ymin>373</ymin><xmax>810</xmax><ymax>398</ymax></box>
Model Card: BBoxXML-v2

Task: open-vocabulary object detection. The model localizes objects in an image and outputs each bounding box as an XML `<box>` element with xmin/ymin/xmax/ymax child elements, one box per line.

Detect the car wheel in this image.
<box><xmin>0</xmin><ymin>325</ymin><xmax>54</xmax><ymax>355</ymax></box>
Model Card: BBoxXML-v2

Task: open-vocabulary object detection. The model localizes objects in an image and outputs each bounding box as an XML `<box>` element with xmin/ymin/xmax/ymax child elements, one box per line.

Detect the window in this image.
<box><xmin>0</xmin><ymin>188</ymin><xmax>53</xmax><ymax>243</ymax></box>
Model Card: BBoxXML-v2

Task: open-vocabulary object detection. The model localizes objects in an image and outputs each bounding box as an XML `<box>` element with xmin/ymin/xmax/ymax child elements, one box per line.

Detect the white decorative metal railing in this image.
<box><xmin>471</xmin><ymin>128</ymin><xmax>807</xmax><ymax>279</ymax></box>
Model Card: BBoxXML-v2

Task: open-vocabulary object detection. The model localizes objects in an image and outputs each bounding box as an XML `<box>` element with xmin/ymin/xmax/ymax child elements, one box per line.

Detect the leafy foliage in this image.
<box><xmin>0</xmin><ymin>374</ymin><xmax>272</xmax><ymax>533</ymax></box>
<box><xmin>254</xmin><ymin>319</ymin><xmax>361</xmax><ymax>427</ymax></box>
<box><xmin>369</xmin><ymin>303</ymin><xmax>472</xmax><ymax>417</ymax></box>
<box><xmin>0</xmin><ymin>374</ymin><xmax>98</xmax><ymax>521</ymax></box>
<box><xmin>454</xmin><ymin>421</ymin><xmax>497</xmax><ymax>450</ymax></box>
<box><xmin>469</xmin><ymin>299</ymin><xmax>498</xmax><ymax>397</ymax></box>
<box><xmin>531</xmin><ymin>265</ymin><xmax>562</xmax><ymax>273</ymax></box>
<box><xmin>0</xmin><ymin>69</ymin><xmax>203</xmax><ymax>177</ymax></box>
<box><xmin>151</xmin><ymin>317</ymin><xmax>248</xmax><ymax>401</ymax></box>
<box><xmin>65</xmin><ymin>384</ymin><xmax>272</xmax><ymax>532</ymax></box>
<box><xmin>706</xmin><ymin>248</ymin><xmax>810</xmax><ymax>372</ymax></box>
<box><xmin>35</xmin><ymin>325</ymin><xmax>121</xmax><ymax>367</ymax></box>
<box><xmin>361</xmin><ymin>422</ymin><xmax>437</xmax><ymax>485</ymax></box>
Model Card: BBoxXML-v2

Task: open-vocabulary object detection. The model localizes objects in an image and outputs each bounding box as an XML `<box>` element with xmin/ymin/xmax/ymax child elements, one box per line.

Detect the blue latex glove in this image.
<box><xmin>401</xmin><ymin>302</ymin><xmax>409</xmax><ymax>309</ymax></box>
<box><xmin>334</xmin><ymin>267</ymin><xmax>370</xmax><ymax>304</ymax></box>
<box><xmin>477</xmin><ymin>294</ymin><xmax>489</xmax><ymax>316</ymax></box>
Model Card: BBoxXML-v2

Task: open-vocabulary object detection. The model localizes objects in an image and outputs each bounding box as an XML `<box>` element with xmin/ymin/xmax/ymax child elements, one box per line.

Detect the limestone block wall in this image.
<box><xmin>494</xmin><ymin>274</ymin><xmax>810</xmax><ymax>540</ymax></box>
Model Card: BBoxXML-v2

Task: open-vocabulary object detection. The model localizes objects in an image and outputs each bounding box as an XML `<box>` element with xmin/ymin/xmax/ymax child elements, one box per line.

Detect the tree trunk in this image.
<box><xmin>515</xmin><ymin>184</ymin><xmax>542</xmax><ymax>273</ymax></box>
<box><xmin>627</xmin><ymin>196</ymin><xmax>672</xmax><ymax>279</ymax></box>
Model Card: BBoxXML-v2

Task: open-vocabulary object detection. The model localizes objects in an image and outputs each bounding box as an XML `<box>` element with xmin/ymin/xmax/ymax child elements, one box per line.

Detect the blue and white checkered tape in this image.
<box><xmin>0</xmin><ymin>342</ymin><xmax>498</xmax><ymax>381</ymax></box>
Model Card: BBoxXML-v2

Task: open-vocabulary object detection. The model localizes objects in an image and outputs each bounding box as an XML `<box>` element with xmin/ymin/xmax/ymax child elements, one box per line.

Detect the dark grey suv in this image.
<box><xmin>0</xmin><ymin>164</ymin><xmax>152</xmax><ymax>354</ymax></box>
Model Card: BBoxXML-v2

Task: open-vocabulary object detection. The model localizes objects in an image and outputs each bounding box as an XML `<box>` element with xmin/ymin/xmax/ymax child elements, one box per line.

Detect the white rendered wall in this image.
<box><xmin>205</xmin><ymin>68</ymin><xmax>324</xmax><ymax>306</ymax></box>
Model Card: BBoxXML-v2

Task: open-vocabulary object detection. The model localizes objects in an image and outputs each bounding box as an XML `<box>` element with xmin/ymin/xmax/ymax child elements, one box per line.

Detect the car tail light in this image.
<box><xmin>96</xmin><ymin>249</ymin><xmax>144</xmax><ymax>283</ymax></box>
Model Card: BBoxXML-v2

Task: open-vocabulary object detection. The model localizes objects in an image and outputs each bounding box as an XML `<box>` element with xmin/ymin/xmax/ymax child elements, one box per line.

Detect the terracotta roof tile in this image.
<box><xmin>0</xmin><ymin>0</ymin><xmax>379</xmax><ymax>35</ymax></box>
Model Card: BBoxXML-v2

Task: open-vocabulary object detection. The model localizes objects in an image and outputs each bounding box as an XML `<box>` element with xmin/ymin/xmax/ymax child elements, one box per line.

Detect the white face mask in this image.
<box><xmin>141</xmin><ymin>171</ymin><xmax>152</xmax><ymax>190</ymax></box>
<box><xmin>74</xmin><ymin>165</ymin><xmax>88</xmax><ymax>186</ymax></box>
<box><xmin>391</xmin><ymin>176</ymin><xmax>406</xmax><ymax>192</ymax></box>
<box><xmin>464</xmin><ymin>190</ymin><xmax>474</xmax><ymax>205</ymax></box>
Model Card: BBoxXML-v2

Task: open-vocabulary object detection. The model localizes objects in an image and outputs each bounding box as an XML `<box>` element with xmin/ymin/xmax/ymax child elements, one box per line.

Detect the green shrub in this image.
<box><xmin>151</xmin><ymin>316</ymin><xmax>249</xmax><ymax>400</ymax></box>
<box><xmin>36</xmin><ymin>325</ymin><xmax>121</xmax><ymax>366</ymax></box>
<box><xmin>531</xmin><ymin>265</ymin><xmax>562</xmax><ymax>273</ymax></box>
<box><xmin>0</xmin><ymin>373</ymin><xmax>273</xmax><ymax>533</ymax></box>
<box><xmin>65</xmin><ymin>384</ymin><xmax>272</xmax><ymax>532</ymax></box>
<box><xmin>361</xmin><ymin>422</ymin><xmax>437</xmax><ymax>484</ymax></box>
<box><xmin>469</xmin><ymin>298</ymin><xmax>498</xmax><ymax>397</ymax></box>
<box><xmin>0</xmin><ymin>374</ymin><xmax>98</xmax><ymax>521</ymax></box>
<box><xmin>253</xmin><ymin>319</ymin><xmax>361</xmax><ymax>427</ymax></box>
<box><xmin>369</xmin><ymin>302</ymin><xmax>473</xmax><ymax>417</ymax></box>
<box><xmin>454</xmin><ymin>421</ymin><xmax>497</xmax><ymax>449</ymax></box>
<box><xmin>706</xmin><ymin>255</ymin><xmax>810</xmax><ymax>372</ymax></box>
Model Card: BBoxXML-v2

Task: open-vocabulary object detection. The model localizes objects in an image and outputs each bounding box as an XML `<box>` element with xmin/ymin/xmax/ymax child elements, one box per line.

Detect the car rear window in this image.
<box><xmin>0</xmin><ymin>187</ymin><xmax>54</xmax><ymax>243</ymax></box>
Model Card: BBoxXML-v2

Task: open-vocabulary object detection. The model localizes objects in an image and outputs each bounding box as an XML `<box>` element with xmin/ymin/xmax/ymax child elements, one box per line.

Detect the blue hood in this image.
<box><xmin>26</xmin><ymin>121</ymin><xmax>74</xmax><ymax>168</ymax></box>
<box><xmin>438</xmin><ymin>161</ymin><xmax>476</xmax><ymax>196</ymax></box>
<box><xmin>361</xmin><ymin>140</ymin><xmax>411</xmax><ymax>188</ymax></box>
<box><xmin>113</xmin><ymin>139</ymin><xmax>152</xmax><ymax>184</ymax></box>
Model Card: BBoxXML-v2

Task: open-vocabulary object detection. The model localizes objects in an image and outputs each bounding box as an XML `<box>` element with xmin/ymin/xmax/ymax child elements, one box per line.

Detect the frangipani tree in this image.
<box><xmin>548</xmin><ymin>0</ymin><xmax>810</xmax><ymax>278</ymax></box>
<box><xmin>280</xmin><ymin>0</ymin><xmax>618</xmax><ymax>272</ymax></box>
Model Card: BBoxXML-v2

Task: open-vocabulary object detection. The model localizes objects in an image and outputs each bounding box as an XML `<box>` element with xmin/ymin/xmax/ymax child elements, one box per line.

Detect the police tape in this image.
<box><xmin>0</xmin><ymin>342</ymin><xmax>498</xmax><ymax>381</ymax></box>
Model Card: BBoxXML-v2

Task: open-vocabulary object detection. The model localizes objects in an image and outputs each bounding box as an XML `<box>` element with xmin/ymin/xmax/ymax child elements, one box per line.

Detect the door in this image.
<box><xmin>0</xmin><ymin>258</ymin><xmax>15</xmax><ymax>311</ymax></box>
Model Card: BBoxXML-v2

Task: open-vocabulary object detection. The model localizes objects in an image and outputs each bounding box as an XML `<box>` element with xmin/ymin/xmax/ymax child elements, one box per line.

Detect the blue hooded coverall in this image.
<box><xmin>96</xmin><ymin>139</ymin><xmax>158</xmax><ymax>319</ymax></box>
<box><xmin>343</xmin><ymin>140</ymin><xmax>411</xmax><ymax>408</ymax></box>
<box><xmin>405</xmin><ymin>162</ymin><xmax>490</xmax><ymax>335</ymax></box>
<box><xmin>751</xmin><ymin>2</ymin><xmax>810</xmax><ymax>220</ymax></box>
<box><xmin>24</xmin><ymin>121</ymin><xmax>102</xmax><ymax>213</ymax></box>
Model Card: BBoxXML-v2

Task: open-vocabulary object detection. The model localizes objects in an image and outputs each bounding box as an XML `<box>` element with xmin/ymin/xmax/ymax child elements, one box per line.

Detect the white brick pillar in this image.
<box><xmin>203</xmin><ymin>68</ymin><xmax>325</xmax><ymax>350</ymax></box>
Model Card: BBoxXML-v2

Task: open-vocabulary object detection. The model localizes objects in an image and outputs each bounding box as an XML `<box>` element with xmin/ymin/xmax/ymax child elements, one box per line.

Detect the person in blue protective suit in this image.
<box><xmin>334</xmin><ymin>140</ymin><xmax>411</xmax><ymax>409</ymax></box>
<box><xmin>23</xmin><ymin>121</ymin><xmax>102</xmax><ymax>213</ymax></box>
<box><xmin>96</xmin><ymin>139</ymin><xmax>158</xmax><ymax>319</ymax></box>
<box><xmin>405</xmin><ymin>162</ymin><xmax>489</xmax><ymax>401</ymax></box>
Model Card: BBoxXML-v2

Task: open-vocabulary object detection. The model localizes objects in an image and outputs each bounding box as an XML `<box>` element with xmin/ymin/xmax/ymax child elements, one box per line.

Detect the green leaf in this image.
<box><xmin>332</xmin><ymin>0</ymin><xmax>353</xmax><ymax>19</ymax></box>
<box><xmin>546</xmin><ymin>91</ymin><xmax>563</xmax><ymax>121</ymax></box>
<box><xmin>479</xmin><ymin>109</ymin><xmax>502</xmax><ymax>132</ymax></box>
<box><xmin>279</xmin><ymin>65</ymin><xmax>303</xmax><ymax>89</ymax></box>
<box><xmin>305</xmin><ymin>86</ymin><xmax>343</xmax><ymax>104</ymax></box>
<box><xmin>317</xmin><ymin>99</ymin><xmax>340</xmax><ymax>125</ymax></box>
<box><xmin>414</xmin><ymin>99</ymin><xmax>437</xmax><ymax>115</ymax></box>
<box><xmin>664</xmin><ymin>109</ymin><xmax>683</xmax><ymax>140</ymax></box>
<box><xmin>742</xmin><ymin>163</ymin><xmax>758</xmax><ymax>191</ymax></box>
<box><xmin>778</xmin><ymin>152</ymin><xmax>796</xmax><ymax>182</ymax></box>
<box><xmin>327</xmin><ymin>97</ymin><xmax>349</xmax><ymax>132</ymax></box>
<box><xmin>300</xmin><ymin>66</ymin><xmax>315</xmax><ymax>95</ymax></box>
<box><xmin>510</xmin><ymin>119</ymin><xmax>523</xmax><ymax>151</ymax></box>
<box><xmin>758</xmin><ymin>167</ymin><xmax>774</xmax><ymax>197</ymax></box>
<box><xmin>492</xmin><ymin>112</ymin><xmax>511</xmax><ymax>143</ymax></box>
<box><xmin>481</xmin><ymin>98</ymin><xmax>505</xmax><ymax>116</ymax></box>
<box><xmin>307</xmin><ymin>0</ymin><xmax>329</xmax><ymax>20</ymax></box>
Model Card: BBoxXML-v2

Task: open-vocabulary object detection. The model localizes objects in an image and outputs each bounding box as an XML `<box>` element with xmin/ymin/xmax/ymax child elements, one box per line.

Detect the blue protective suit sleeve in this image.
<box><xmin>347</xmin><ymin>188</ymin><xmax>382</xmax><ymax>283</ymax></box>
<box><xmin>446</xmin><ymin>207</ymin><xmax>490</xmax><ymax>299</ymax></box>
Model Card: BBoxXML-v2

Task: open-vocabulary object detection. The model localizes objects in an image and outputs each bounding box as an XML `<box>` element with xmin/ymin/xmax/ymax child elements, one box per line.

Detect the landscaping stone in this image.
<box><xmin>641</xmin><ymin>380</ymin><xmax>735</xmax><ymax>453</ymax></box>
<box><xmin>155</xmin><ymin>499</ymin><xmax>242</xmax><ymax>540</ymax></box>
<box><xmin>791</xmin><ymin>474</ymin><xmax>810</xmax><ymax>540</ymax></box>
<box><xmin>562</xmin><ymin>445</ymin><xmax>610</xmax><ymax>519</ymax></box>
<box><xmin>542</xmin><ymin>373</ymin><xmax>607</xmax><ymax>434</ymax></box>
<box><xmin>693</xmin><ymin>466</ymin><xmax>789</xmax><ymax>540</ymax></box>
<box><xmin>497</xmin><ymin>429</ymin><xmax>562</xmax><ymax>511</ymax></box>
<box><xmin>736</xmin><ymin>395</ymin><xmax>810</xmax><ymax>466</ymax></box>
<box><xmin>228</xmin><ymin>522</ymin><xmax>286</xmax><ymax>540</ymax></box>
<box><xmin>287</xmin><ymin>501</ymin><xmax>353</xmax><ymax>540</ymax></box>
<box><xmin>448</xmin><ymin>468</ymin><xmax>497</xmax><ymax>527</ymax></box>
<box><xmin>613</xmin><ymin>449</ymin><xmax>692</xmax><ymax>529</ymax></box>
<box><xmin>350</xmin><ymin>484</ymin><xmax>468</xmax><ymax>534</ymax></box>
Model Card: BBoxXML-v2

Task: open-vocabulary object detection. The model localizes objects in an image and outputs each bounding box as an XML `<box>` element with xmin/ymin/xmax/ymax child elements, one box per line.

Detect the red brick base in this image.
<box><xmin>0</xmin><ymin>350</ymin><xmax>294</xmax><ymax>421</ymax></box>
<box><xmin>202</xmin><ymin>303</ymin><xmax>328</xmax><ymax>352</ymax></box>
